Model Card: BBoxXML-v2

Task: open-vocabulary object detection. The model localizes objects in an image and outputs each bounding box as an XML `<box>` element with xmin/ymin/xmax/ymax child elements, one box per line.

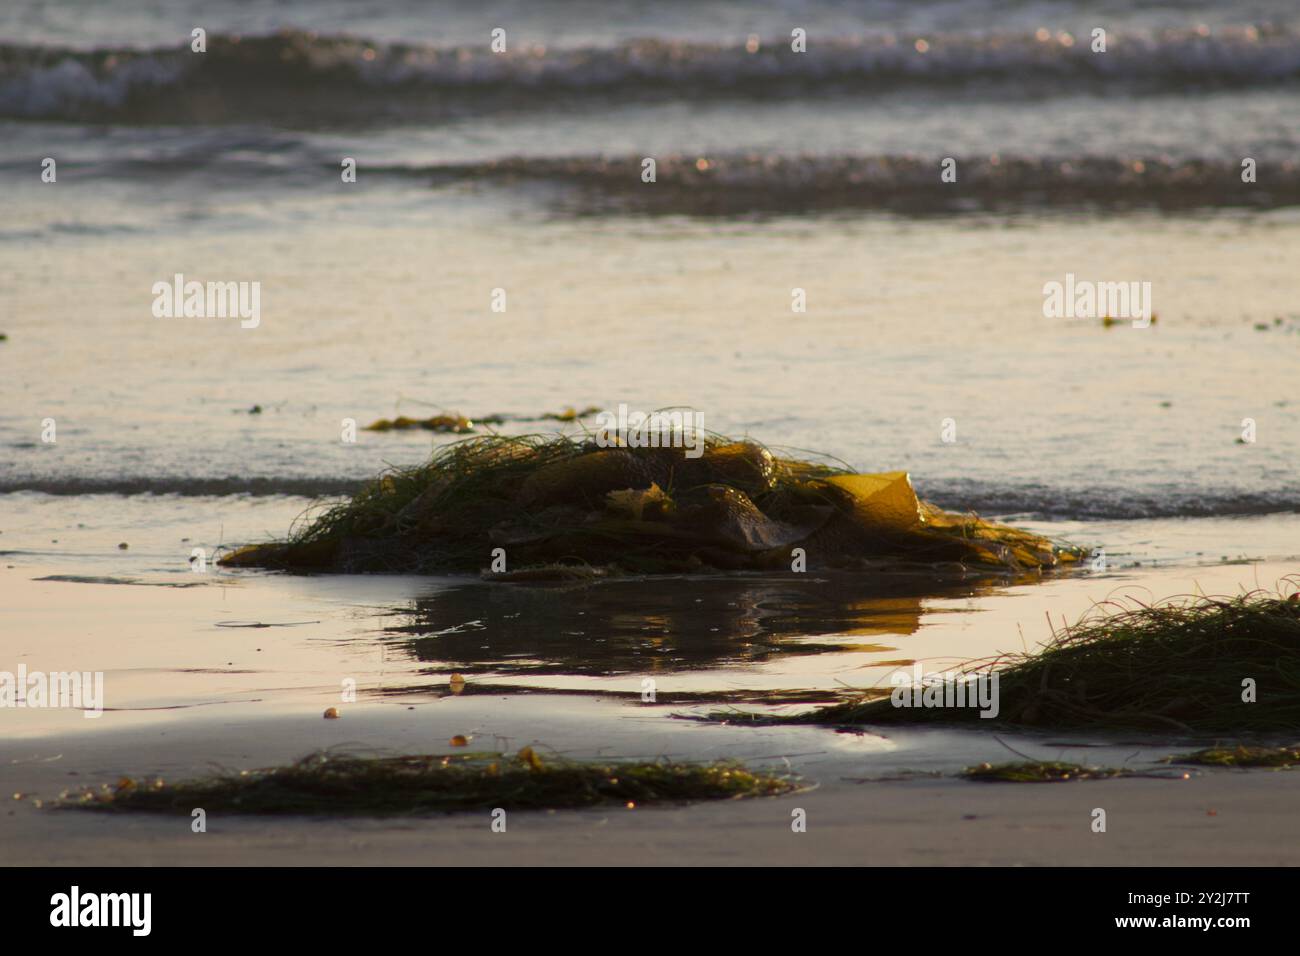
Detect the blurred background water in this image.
<box><xmin>2</xmin><ymin>0</ymin><xmax>1298</xmax><ymax>531</ymax></box>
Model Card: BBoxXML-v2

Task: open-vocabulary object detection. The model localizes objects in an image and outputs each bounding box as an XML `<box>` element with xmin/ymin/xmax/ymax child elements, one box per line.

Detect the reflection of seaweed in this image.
<box><xmin>376</xmin><ymin>682</ymin><xmax>853</xmax><ymax>707</ymax></box>
<box><xmin>385</xmin><ymin>573</ymin><xmax>1007</xmax><ymax>676</ymax></box>
<box><xmin>221</xmin><ymin>434</ymin><xmax>1080</xmax><ymax>575</ymax></box>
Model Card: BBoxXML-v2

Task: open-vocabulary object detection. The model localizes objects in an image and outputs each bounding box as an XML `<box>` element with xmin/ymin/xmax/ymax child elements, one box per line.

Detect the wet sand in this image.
<box><xmin>5</xmin><ymin>699</ymin><xmax>1299</xmax><ymax>866</ymax></box>
<box><xmin>3</xmin><ymin>556</ymin><xmax>1298</xmax><ymax>866</ymax></box>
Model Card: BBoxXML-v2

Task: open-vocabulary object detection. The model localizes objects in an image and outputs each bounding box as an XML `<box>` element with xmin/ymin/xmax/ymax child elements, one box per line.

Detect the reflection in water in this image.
<box><xmin>384</xmin><ymin>571</ymin><xmax>1028</xmax><ymax>677</ymax></box>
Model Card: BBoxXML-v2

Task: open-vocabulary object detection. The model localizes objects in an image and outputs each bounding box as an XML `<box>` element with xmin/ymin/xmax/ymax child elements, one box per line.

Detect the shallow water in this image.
<box><xmin>3</xmin><ymin>501</ymin><xmax>1297</xmax><ymax>739</ymax></box>
<box><xmin>2</xmin><ymin>1</ymin><xmax>1298</xmax><ymax>794</ymax></box>
<box><xmin>5</xmin><ymin>211</ymin><xmax>1300</xmax><ymax>519</ymax></box>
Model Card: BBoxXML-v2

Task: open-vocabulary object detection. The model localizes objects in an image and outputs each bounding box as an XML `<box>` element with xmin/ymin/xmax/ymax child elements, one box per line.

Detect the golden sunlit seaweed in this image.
<box><xmin>363</xmin><ymin>414</ymin><xmax>475</xmax><ymax>433</ymax></box>
<box><xmin>220</xmin><ymin>434</ymin><xmax>1080</xmax><ymax>576</ymax></box>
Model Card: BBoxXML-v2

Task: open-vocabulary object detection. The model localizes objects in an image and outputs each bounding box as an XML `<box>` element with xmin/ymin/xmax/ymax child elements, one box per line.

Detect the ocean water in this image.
<box><xmin>4</xmin><ymin>0</ymin><xmax>1299</xmax><ymax>513</ymax></box>
<box><xmin>2</xmin><ymin>2</ymin><xmax>1299</xmax><ymax>733</ymax></box>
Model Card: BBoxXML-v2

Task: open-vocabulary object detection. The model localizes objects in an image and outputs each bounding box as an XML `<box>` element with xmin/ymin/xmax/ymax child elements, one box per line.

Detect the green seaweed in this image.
<box><xmin>62</xmin><ymin>749</ymin><xmax>799</xmax><ymax>816</ymax></box>
<box><xmin>361</xmin><ymin>407</ymin><xmax>601</xmax><ymax>434</ymax></box>
<box><xmin>960</xmin><ymin>761</ymin><xmax>1132</xmax><ymax>782</ymax></box>
<box><xmin>771</xmin><ymin>587</ymin><xmax>1300</xmax><ymax>734</ymax></box>
<box><xmin>1172</xmin><ymin>744</ymin><xmax>1300</xmax><ymax>768</ymax></box>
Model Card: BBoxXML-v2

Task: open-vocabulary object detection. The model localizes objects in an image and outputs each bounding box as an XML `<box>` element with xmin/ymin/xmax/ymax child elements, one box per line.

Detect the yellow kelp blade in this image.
<box><xmin>825</xmin><ymin>472</ymin><xmax>922</xmax><ymax>531</ymax></box>
<box><xmin>918</xmin><ymin>502</ymin><xmax>1077</xmax><ymax>568</ymax></box>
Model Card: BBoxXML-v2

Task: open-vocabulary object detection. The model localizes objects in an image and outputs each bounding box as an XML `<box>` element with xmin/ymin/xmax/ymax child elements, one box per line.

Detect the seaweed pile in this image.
<box><xmin>781</xmin><ymin>589</ymin><xmax>1300</xmax><ymax>734</ymax></box>
<box><xmin>221</xmin><ymin>435</ymin><xmax>1079</xmax><ymax>575</ymax></box>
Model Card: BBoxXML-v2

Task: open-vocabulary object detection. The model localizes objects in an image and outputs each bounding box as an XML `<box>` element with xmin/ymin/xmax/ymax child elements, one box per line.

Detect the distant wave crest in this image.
<box><xmin>3</xmin><ymin>26</ymin><xmax>1300</xmax><ymax>121</ymax></box>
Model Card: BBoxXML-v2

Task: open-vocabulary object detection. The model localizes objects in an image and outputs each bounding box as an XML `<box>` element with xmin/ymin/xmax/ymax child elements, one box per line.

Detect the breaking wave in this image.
<box><xmin>4</xmin><ymin>26</ymin><xmax>1300</xmax><ymax>122</ymax></box>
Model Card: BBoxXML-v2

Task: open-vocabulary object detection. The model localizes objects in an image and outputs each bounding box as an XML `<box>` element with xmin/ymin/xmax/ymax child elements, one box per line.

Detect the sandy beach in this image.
<box><xmin>4</xmin><ymin>553</ymin><xmax>1299</xmax><ymax>866</ymax></box>
<box><xmin>4</xmin><ymin>0</ymin><xmax>1300</xmax><ymax>886</ymax></box>
<box><xmin>9</xmin><ymin>722</ymin><xmax>1300</xmax><ymax>866</ymax></box>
